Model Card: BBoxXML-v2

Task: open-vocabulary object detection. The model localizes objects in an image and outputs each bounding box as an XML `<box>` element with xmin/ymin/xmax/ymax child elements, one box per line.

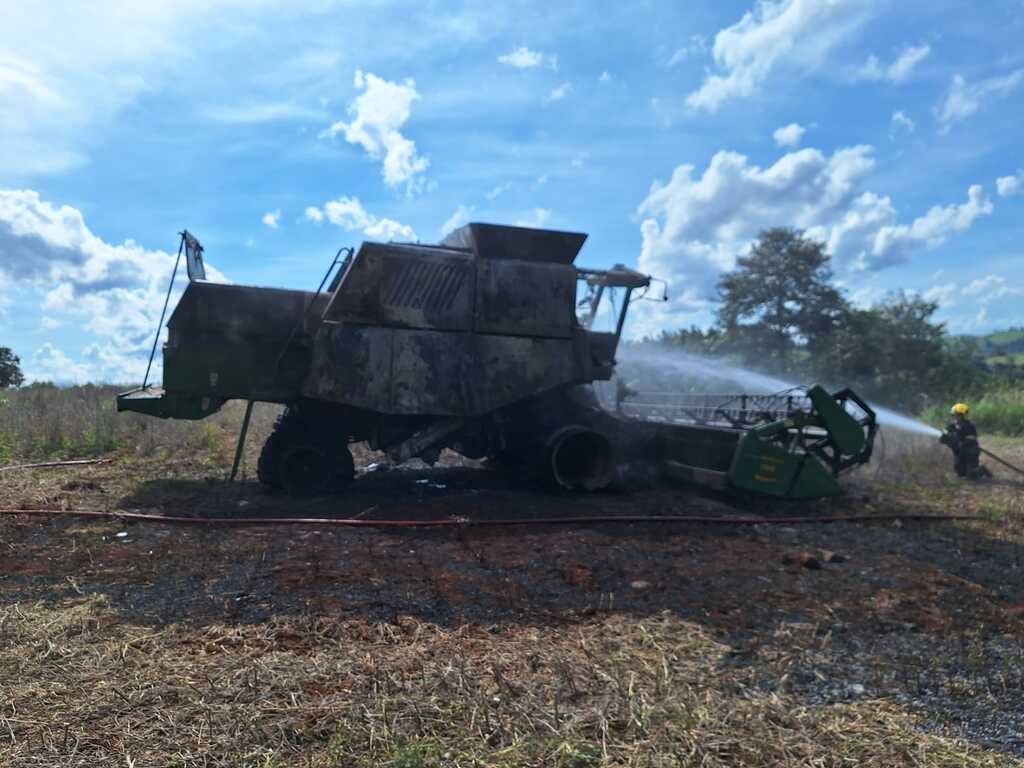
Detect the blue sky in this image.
<box><xmin>1</xmin><ymin>0</ymin><xmax>1022</xmax><ymax>383</ymax></box>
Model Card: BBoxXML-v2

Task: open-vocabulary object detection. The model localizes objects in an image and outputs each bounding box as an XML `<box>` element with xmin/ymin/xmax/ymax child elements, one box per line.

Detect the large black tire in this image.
<box><xmin>257</xmin><ymin>409</ymin><xmax>355</xmax><ymax>494</ymax></box>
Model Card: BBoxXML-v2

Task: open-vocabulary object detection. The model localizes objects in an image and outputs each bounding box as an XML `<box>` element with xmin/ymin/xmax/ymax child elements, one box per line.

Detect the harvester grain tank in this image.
<box><xmin>118</xmin><ymin>224</ymin><xmax>877</xmax><ymax>498</ymax></box>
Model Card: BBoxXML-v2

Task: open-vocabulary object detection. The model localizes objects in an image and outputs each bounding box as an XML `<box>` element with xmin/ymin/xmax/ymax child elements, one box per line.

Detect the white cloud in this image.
<box><xmin>307</xmin><ymin>196</ymin><xmax>417</xmax><ymax>242</ymax></box>
<box><xmin>773</xmin><ymin>122</ymin><xmax>806</xmax><ymax>147</ymax></box>
<box><xmin>571</xmin><ymin>152</ymin><xmax>589</xmax><ymax>169</ymax></box>
<box><xmin>890</xmin><ymin>110</ymin><xmax>915</xmax><ymax>134</ymax></box>
<box><xmin>686</xmin><ymin>0</ymin><xmax>875</xmax><ymax>112</ymax></box>
<box><xmin>261</xmin><ymin>210</ymin><xmax>281</xmax><ymax>229</ymax></box>
<box><xmin>0</xmin><ymin>1</ymin><xmax>260</xmax><ymax>177</ymax></box>
<box><xmin>323</xmin><ymin>70</ymin><xmax>430</xmax><ymax>191</ymax></box>
<box><xmin>923</xmin><ymin>282</ymin><xmax>958</xmax><ymax>307</ymax></box>
<box><xmin>962</xmin><ymin>274</ymin><xmax>1013</xmax><ymax>298</ymax></box>
<box><xmin>886</xmin><ymin>44</ymin><xmax>930</xmax><ymax>82</ymax></box>
<box><xmin>39</xmin><ymin>316</ymin><xmax>63</xmax><ymax>330</ymax></box>
<box><xmin>935</xmin><ymin>69</ymin><xmax>1024</xmax><ymax>131</ymax></box>
<box><xmin>440</xmin><ymin>204</ymin><xmax>474</xmax><ymax>237</ymax></box>
<box><xmin>547</xmin><ymin>82</ymin><xmax>571</xmax><ymax>102</ymax></box>
<box><xmin>667</xmin><ymin>35</ymin><xmax>708</xmax><ymax>66</ymax></box>
<box><xmin>633</xmin><ymin>144</ymin><xmax>994</xmax><ymax>333</ymax></box>
<box><xmin>0</xmin><ymin>189</ymin><xmax>227</xmax><ymax>383</ymax></box>
<box><xmin>0</xmin><ymin>53</ymin><xmax>61</xmax><ymax>103</ymax></box>
<box><xmin>536</xmin><ymin>174</ymin><xmax>549</xmax><ymax>186</ymax></box>
<box><xmin>599</xmin><ymin>71</ymin><xmax>611</xmax><ymax>83</ymax></box>
<box><xmin>515</xmin><ymin>208</ymin><xmax>551</xmax><ymax>228</ymax></box>
<box><xmin>485</xmin><ymin>183</ymin><xmax>511</xmax><ymax>200</ymax></box>
<box><xmin>28</xmin><ymin>343</ymin><xmax>92</xmax><ymax>385</ymax></box>
<box><xmin>996</xmin><ymin>173</ymin><xmax>1022</xmax><ymax>197</ymax></box>
<box><xmin>926</xmin><ymin>274</ymin><xmax>1023</xmax><ymax>330</ymax></box>
<box><xmin>855</xmin><ymin>44</ymin><xmax>930</xmax><ymax>83</ymax></box>
<box><xmin>497</xmin><ymin>46</ymin><xmax>557</xmax><ymax>70</ymax></box>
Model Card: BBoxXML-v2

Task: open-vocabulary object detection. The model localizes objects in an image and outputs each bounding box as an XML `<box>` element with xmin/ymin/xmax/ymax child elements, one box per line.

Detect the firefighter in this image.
<box><xmin>939</xmin><ymin>403</ymin><xmax>991</xmax><ymax>479</ymax></box>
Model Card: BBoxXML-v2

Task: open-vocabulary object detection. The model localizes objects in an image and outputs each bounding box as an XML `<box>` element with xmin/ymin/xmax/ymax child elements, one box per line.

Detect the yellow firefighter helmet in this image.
<box><xmin>950</xmin><ymin>403</ymin><xmax>970</xmax><ymax>416</ymax></box>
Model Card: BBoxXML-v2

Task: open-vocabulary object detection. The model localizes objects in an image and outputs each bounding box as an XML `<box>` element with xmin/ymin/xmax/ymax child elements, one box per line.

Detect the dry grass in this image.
<box><xmin>2</xmin><ymin>597</ymin><xmax>1018</xmax><ymax>768</ymax></box>
<box><xmin>850</xmin><ymin>428</ymin><xmax>1024</xmax><ymax>545</ymax></box>
<box><xmin>2</xmin><ymin>396</ymin><xmax>1024</xmax><ymax>766</ymax></box>
<box><xmin>0</xmin><ymin>385</ymin><xmax>283</xmax><ymax>463</ymax></box>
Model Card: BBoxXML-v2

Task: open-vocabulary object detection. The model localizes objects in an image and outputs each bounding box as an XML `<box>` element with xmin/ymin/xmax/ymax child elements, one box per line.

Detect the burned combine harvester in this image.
<box><xmin>118</xmin><ymin>223</ymin><xmax>876</xmax><ymax>498</ymax></box>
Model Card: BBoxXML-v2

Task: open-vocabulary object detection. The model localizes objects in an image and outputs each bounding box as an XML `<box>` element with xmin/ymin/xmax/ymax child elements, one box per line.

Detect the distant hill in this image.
<box><xmin>960</xmin><ymin>327</ymin><xmax>1024</xmax><ymax>357</ymax></box>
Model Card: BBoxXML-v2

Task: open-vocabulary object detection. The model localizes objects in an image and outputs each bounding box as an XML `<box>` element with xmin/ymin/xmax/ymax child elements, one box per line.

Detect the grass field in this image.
<box><xmin>922</xmin><ymin>386</ymin><xmax>1024</xmax><ymax>437</ymax></box>
<box><xmin>2</xmin><ymin>387</ymin><xmax>1024</xmax><ymax>766</ymax></box>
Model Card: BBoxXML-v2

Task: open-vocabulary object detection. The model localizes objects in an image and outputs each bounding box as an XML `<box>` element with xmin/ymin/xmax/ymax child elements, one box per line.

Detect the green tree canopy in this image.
<box><xmin>716</xmin><ymin>228</ymin><xmax>848</xmax><ymax>366</ymax></box>
<box><xmin>0</xmin><ymin>347</ymin><xmax>24</xmax><ymax>388</ymax></box>
<box><xmin>815</xmin><ymin>293</ymin><xmax>988</xmax><ymax>411</ymax></box>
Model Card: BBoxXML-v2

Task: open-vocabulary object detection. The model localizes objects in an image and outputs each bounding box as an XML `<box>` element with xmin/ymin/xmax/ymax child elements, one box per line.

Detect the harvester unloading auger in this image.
<box><xmin>117</xmin><ymin>224</ymin><xmax>876</xmax><ymax>498</ymax></box>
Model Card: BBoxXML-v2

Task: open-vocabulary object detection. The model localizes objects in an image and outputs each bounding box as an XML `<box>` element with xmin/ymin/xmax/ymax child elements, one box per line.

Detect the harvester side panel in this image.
<box><xmin>164</xmin><ymin>282</ymin><xmax>325</xmax><ymax>403</ymax></box>
<box><xmin>474</xmin><ymin>259</ymin><xmax>576</xmax><ymax>338</ymax></box>
<box><xmin>304</xmin><ymin>324</ymin><xmax>578</xmax><ymax>416</ymax></box>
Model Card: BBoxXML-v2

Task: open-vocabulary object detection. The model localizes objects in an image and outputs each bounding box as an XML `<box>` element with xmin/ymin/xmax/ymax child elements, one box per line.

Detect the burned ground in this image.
<box><xmin>1</xmin><ymin>431</ymin><xmax>1023</xmax><ymax>766</ymax></box>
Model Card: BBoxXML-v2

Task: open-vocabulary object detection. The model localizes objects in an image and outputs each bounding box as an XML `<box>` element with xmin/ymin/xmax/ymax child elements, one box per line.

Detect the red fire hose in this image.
<box><xmin>0</xmin><ymin>507</ymin><xmax>982</xmax><ymax>528</ymax></box>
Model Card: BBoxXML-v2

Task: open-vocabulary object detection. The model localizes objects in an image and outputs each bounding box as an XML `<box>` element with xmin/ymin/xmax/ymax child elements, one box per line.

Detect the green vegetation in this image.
<box><xmin>974</xmin><ymin>326</ymin><xmax>1024</xmax><ymax>350</ymax></box>
<box><xmin>923</xmin><ymin>386</ymin><xmax>1024</xmax><ymax>436</ymax></box>
<box><xmin>0</xmin><ymin>383</ymin><xmax>280</xmax><ymax>462</ymax></box>
<box><xmin>0</xmin><ymin>346</ymin><xmax>24</xmax><ymax>388</ymax></box>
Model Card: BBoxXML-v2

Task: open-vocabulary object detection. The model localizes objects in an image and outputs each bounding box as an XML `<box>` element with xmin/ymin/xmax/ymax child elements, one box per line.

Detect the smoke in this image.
<box><xmin>617</xmin><ymin>345</ymin><xmax>942</xmax><ymax>438</ymax></box>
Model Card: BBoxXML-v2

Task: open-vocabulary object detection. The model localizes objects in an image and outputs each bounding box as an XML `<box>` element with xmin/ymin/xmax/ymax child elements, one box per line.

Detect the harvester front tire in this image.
<box><xmin>257</xmin><ymin>411</ymin><xmax>354</xmax><ymax>494</ymax></box>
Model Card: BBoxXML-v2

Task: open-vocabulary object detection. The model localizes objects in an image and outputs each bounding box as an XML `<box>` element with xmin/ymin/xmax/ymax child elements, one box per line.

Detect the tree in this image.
<box><xmin>816</xmin><ymin>293</ymin><xmax>988</xmax><ymax>412</ymax></box>
<box><xmin>0</xmin><ymin>347</ymin><xmax>24</xmax><ymax>388</ymax></box>
<box><xmin>717</xmin><ymin>228</ymin><xmax>848</xmax><ymax>369</ymax></box>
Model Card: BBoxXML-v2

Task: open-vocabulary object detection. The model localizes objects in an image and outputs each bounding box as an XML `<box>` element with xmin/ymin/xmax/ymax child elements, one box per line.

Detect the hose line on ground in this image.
<box><xmin>0</xmin><ymin>508</ymin><xmax>983</xmax><ymax>528</ymax></box>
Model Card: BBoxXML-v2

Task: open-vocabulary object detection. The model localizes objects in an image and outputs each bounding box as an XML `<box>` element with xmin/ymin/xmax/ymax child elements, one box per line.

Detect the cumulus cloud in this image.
<box><xmin>0</xmin><ymin>188</ymin><xmax>227</xmax><ymax>383</ymax></box>
<box><xmin>996</xmin><ymin>172</ymin><xmax>1022</xmax><ymax>197</ymax></box>
<box><xmin>633</xmin><ymin>144</ymin><xmax>994</xmax><ymax>333</ymax></box>
<box><xmin>261</xmin><ymin>210</ymin><xmax>281</xmax><ymax>229</ymax></box>
<box><xmin>773</xmin><ymin>122</ymin><xmax>806</xmax><ymax>147</ymax></box>
<box><xmin>935</xmin><ymin>69</ymin><xmax>1024</xmax><ymax>131</ymax></box>
<box><xmin>305</xmin><ymin>196</ymin><xmax>417</xmax><ymax>242</ymax></box>
<box><xmin>923</xmin><ymin>273</ymin><xmax>1023</xmax><ymax>332</ymax></box>
<box><xmin>599</xmin><ymin>71</ymin><xmax>611</xmax><ymax>83</ymax></box>
<box><xmin>323</xmin><ymin>70</ymin><xmax>429</xmax><ymax>191</ymax></box>
<box><xmin>855</xmin><ymin>44</ymin><xmax>930</xmax><ymax>83</ymax></box>
<box><xmin>440</xmin><ymin>204</ymin><xmax>474</xmax><ymax>237</ymax></box>
<box><xmin>28</xmin><ymin>343</ymin><xmax>93</xmax><ymax>385</ymax></box>
<box><xmin>497</xmin><ymin>46</ymin><xmax>557</xmax><ymax>70</ymax></box>
<box><xmin>515</xmin><ymin>208</ymin><xmax>551</xmax><ymax>228</ymax></box>
<box><xmin>546</xmin><ymin>82</ymin><xmax>571</xmax><ymax>102</ymax></box>
<box><xmin>686</xmin><ymin>0</ymin><xmax>875</xmax><ymax>112</ymax></box>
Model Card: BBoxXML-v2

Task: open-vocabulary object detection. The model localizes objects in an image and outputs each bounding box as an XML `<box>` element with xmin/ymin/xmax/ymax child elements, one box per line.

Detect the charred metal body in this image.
<box><xmin>118</xmin><ymin>224</ymin><xmax>650</xmax><ymax>492</ymax></box>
